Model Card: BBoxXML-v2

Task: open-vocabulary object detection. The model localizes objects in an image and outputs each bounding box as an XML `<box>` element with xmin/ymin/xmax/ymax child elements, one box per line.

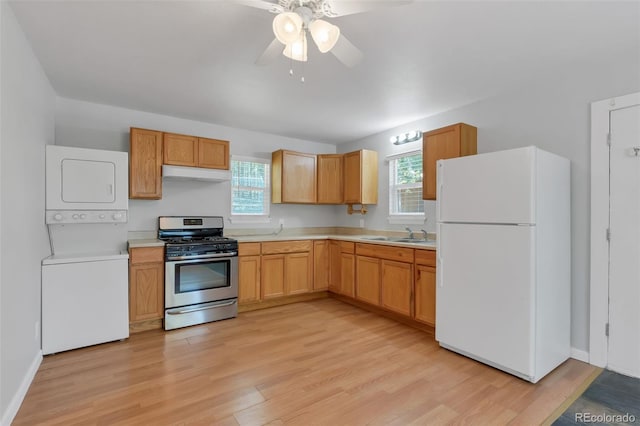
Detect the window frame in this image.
<box><xmin>387</xmin><ymin>149</ymin><xmax>426</xmax><ymax>225</ymax></box>
<box><xmin>229</xmin><ymin>155</ymin><xmax>271</xmax><ymax>224</ymax></box>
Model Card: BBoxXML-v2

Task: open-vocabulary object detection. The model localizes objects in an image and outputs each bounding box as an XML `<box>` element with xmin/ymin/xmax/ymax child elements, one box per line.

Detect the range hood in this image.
<box><xmin>162</xmin><ymin>165</ymin><xmax>231</xmax><ymax>182</ymax></box>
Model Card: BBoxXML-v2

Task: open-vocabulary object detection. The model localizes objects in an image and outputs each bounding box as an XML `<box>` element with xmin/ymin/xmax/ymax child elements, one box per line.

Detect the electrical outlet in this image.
<box><xmin>35</xmin><ymin>321</ymin><xmax>40</xmax><ymax>341</ymax></box>
<box><xmin>359</xmin><ymin>219</ymin><xmax>365</xmax><ymax>228</ymax></box>
<box><xmin>278</xmin><ymin>218</ymin><xmax>285</xmax><ymax>226</ymax></box>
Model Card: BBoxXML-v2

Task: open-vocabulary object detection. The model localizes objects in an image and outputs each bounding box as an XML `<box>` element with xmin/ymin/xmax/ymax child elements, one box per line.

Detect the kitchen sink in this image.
<box><xmin>361</xmin><ymin>236</ymin><xmax>390</xmax><ymax>241</ymax></box>
<box><xmin>360</xmin><ymin>236</ymin><xmax>435</xmax><ymax>245</ymax></box>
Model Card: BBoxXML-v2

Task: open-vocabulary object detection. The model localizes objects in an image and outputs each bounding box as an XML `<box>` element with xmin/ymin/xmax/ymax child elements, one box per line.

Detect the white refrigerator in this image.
<box><xmin>435</xmin><ymin>146</ymin><xmax>571</xmax><ymax>383</ymax></box>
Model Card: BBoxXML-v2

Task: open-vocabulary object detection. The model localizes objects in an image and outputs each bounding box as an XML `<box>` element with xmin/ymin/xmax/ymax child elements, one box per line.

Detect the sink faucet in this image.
<box><xmin>421</xmin><ymin>229</ymin><xmax>428</xmax><ymax>240</ymax></box>
<box><xmin>405</xmin><ymin>227</ymin><xmax>414</xmax><ymax>239</ymax></box>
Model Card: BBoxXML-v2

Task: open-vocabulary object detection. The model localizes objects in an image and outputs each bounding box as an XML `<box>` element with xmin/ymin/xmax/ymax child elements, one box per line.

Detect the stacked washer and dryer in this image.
<box><xmin>42</xmin><ymin>145</ymin><xmax>130</xmax><ymax>355</ymax></box>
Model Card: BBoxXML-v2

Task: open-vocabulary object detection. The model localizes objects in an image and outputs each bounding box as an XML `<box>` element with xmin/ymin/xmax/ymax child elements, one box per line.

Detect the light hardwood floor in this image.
<box><xmin>14</xmin><ymin>298</ymin><xmax>595</xmax><ymax>425</ymax></box>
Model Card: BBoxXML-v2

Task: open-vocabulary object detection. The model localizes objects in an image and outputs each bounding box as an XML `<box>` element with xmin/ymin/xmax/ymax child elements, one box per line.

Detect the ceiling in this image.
<box><xmin>9</xmin><ymin>1</ymin><xmax>640</xmax><ymax>144</ymax></box>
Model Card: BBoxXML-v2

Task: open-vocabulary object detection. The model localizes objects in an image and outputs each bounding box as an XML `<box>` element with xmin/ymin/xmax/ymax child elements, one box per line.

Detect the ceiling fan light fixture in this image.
<box><xmin>273</xmin><ymin>12</ymin><xmax>303</xmax><ymax>44</ymax></box>
<box><xmin>309</xmin><ymin>19</ymin><xmax>340</xmax><ymax>53</ymax></box>
<box><xmin>283</xmin><ymin>32</ymin><xmax>308</xmax><ymax>62</ymax></box>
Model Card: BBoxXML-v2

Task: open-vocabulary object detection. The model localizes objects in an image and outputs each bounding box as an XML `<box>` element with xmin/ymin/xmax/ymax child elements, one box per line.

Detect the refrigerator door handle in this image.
<box><xmin>438</xmin><ymin>255</ymin><xmax>444</xmax><ymax>288</ymax></box>
<box><xmin>437</xmin><ymin>162</ymin><xmax>444</xmax><ymax>219</ymax></box>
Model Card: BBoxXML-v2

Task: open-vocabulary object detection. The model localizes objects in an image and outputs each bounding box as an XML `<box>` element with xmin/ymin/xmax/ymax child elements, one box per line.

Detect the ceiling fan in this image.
<box><xmin>235</xmin><ymin>0</ymin><xmax>412</xmax><ymax>68</ymax></box>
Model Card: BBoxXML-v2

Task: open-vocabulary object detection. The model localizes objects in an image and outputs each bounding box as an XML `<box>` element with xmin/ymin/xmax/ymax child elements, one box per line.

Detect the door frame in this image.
<box><xmin>590</xmin><ymin>92</ymin><xmax>640</xmax><ymax>367</ymax></box>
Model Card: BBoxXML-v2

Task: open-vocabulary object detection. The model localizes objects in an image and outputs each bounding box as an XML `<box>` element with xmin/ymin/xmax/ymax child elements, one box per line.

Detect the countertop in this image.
<box><xmin>127</xmin><ymin>234</ymin><xmax>436</xmax><ymax>251</ymax></box>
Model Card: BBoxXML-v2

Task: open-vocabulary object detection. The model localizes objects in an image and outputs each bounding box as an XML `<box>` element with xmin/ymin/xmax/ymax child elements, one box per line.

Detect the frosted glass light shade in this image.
<box><xmin>309</xmin><ymin>19</ymin><xmax>340</xmax><ymax>53</ymax></box>
<box><xmin>273</xmin><ymin>12</ymin><xmax>303</xmax><ymax>44</ymax></box>
<box><xmin>283</xmin><ymin>32</ymin><xmax>308</xmax><ymax>62</ymax></box>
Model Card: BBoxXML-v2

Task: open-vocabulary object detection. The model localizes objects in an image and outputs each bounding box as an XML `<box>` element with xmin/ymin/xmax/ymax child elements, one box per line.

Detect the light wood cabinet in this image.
<box><xmin>272</xmin><ymin>150</ymin><xmax>317</xmax><ymax>204</ymax></box>
<box><xmin>381</xmin><ymin>260</ymin><xmax>412</xmax><ymax>317</ymax></box>
<box><xmin>340</xmin><ymin>253</ymin><xmax>355</xmax><ymax>297</ymax></box>
<box><xmin>423</xmin><ymin>123</ymin><xmax>477</xmax><ymax>200</ymax></box>
<box><xmin>129</xmin><ymin>128</ymin><xmax>163</xmax><ymax>199</ymax></box>
<box><xmin>414</xmin><ymin>249</ymin><xmax>437</xmax><ymax>326</ymax></box>
<box><xmin>356</xmin><ymin>255</ymin><xmax>380</xmax><ymax>306</ymax></box>
<box><xmin>260</xmin><ymin>240</ymin><xmax>313</xmax><ymax>299</ymax></box>
<box><xmin>328</xmin><ymin>240</ymin><xmax>342</xmax><ymax>293</ymax></box>
<box><xmin>329</xmin><ymin>241</ymin><xmax>355</xmax><ymax>297</ymax></box>
<box><xmin>164</xmin><ymin>133</ymin><xmax>230</xmax><ymax>170</ymax></box>
<box><xmin>129</xmin><ymin>247</ymin><xmax>164</xmax><ymax>325</ymax></box>
<box><xmin>344</xmin><ymin>149</ymin><xmax>378</xmax><ymax>205</ymax></box>
<box><xmin>317</xmin><ymin>154</ymin><xmax>344</xmax><ymax>204</ymax></box>
<box><xmin>313</xmin><ymin>240</ymin><xmax>329</xmax><ymax>290</ymax></box>
<box><xmin>239</xmin><ymin>242</ymin><xmax>261</xmax><ymax>304</ymax></box>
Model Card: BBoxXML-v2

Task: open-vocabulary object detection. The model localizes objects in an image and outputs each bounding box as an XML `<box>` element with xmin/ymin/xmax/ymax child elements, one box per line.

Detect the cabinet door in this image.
<box><xmin>239</xmin><ymin>255</ymin><xmax>261</xmax><ymax>303</ymax></box>
<box><xmin>328</xmin><ymin>241</ymin><xmax>342</xmax><ymax>293</ymax></box>
<box><xmin>355</xmin><ymin>255</ymin><xmax>380</xmax><ymax>306</ymax></box>
<box><xmin>129</xmin><ymin>262</ymin><xmax>164</xmax><ymax>322</ymax></box>
<box><xmin>381</xmin><ymin>260</ymin><xmax>412</xmax><ymax>317</ymax></box>
<box><xmin>261</xmin><ymin>254</ymin><xmax>285</xmax><ymax>299</ymax></box>
<box><xmin>340</xmin><ymin>253</ymin><xmax>355</xmax><ymax>297</ymax></box>
<box><xmin>129</xmin><ymin>128</ymin><xmax>163</xmax><ymax>199</ymax></box>
<box><xmin>314</xmin><ymin>240</ymin><xmax>329</xmax><ymax>290</ymax></box>
<box><xmin>163</xmin><ymin>133</ymin><xmax>198</xmax><ymax>167</ymax></box>
<box><xmin>317</xmin><ymin>154</ymin><xmax>344</xmax><ymax>204</ymax></box>
<box><xmin>282</xmin><ymin>151</ymin><xmax>317</xmax><ymax>203</ymax></box>
<box><xmin>198</xmin><ymin>137</ymin><xmax>229</xmax><ymax>170</ymax></box>
<box><xmin>423</xmin><ymin>123</ymin><xmax>477</xmax><ymax>200</ymax></box>
<box><xmin>285</xmin><ymin>252</ymin><xmax>312</xmax><ymax>295</ymax></box>
<box><xmin>414</xmin><ymin>265</ymin><xmax>436</xmax><ymax>326</ymax></box>
<box><xmin>343</xmin><ymin>151</ymin><xmax>362</xmax><ymax>204</ymax></box>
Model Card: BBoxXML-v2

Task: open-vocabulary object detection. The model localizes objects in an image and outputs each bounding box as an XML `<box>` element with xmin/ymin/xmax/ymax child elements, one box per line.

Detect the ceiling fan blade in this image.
<box><xmin>232</xmin><ymin>0</ymin><xmax>284</xmax><ymax>14</ymax></box>
<box><xmin>330</xmin><ymin>34</ymin><xmax>363</xmax><ymax>68</ymax></box>
<box><xmin>256</xmin><ymin>38</ymin><xmax>284</xmax><ymax>66</ymax></box>
<box><xmin>323</xmin><ymin>0</ymin><xmax>413</xmax><ymax>17</ymax></box>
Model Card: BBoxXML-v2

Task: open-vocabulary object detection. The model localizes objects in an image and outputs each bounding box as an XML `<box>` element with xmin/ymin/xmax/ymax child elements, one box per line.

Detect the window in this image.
<box><xmin>230</xmin><ymin>156</ymin><xmax>270</xmax><ymax>223</ymax></box>
<box><xmin>388</xmin><ymin>150</ymin><xmax>425</xmax><ymax>224</ymax></box>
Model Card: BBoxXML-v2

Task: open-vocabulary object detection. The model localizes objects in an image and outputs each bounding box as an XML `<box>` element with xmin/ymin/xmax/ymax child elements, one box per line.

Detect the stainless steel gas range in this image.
<box><xmin>158</xmin><ymin>216</ymin><xmax>238</xmax><ymax>330</ymax></box>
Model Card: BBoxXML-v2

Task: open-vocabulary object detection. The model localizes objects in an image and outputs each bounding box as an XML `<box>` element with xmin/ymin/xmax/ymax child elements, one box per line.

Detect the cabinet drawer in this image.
<box><xmin>356</xmin><ymin>243</ymin><xmax>414</xmax><ymax>263</ymax></box>
<box><xmin>339</xmin><ymin>241</ymin><xmax>355</xmax><ymax>254</ymax></box>
<box><xmin>415</xmin><ymin>249</ymin><xmax>436</xmax><ymax>267</ymax></box>
<box><xmin>129</xmin><ymin>247</ymin><xmax>164</xmax><ymax>264</ymax></box>
<box><xmin>239</xmin><ymin>242</ymin><xmax>261</xmax><ymax>256</ymax></box>
<box><xmin>261</xmin><ymin>240</ymin><xmax>312</xmax><ymax>255</ymax></box>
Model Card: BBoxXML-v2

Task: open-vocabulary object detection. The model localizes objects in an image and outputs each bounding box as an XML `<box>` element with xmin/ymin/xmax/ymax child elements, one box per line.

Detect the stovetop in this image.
<box><xmin>158</xmin><ymin>216</ymin><xmax>237</xmax><ymax>260</ymax></box>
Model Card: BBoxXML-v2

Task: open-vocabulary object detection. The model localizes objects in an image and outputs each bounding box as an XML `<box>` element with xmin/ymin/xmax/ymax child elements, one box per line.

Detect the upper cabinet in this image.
<box><xmin>422</xmin><ymin>123</ymin><xmax>477</xmax><ymax>200</ymax></box>
<box><xmin>317</xmin><ymin>154</ymin><xmax>344</xmax><ymax>204</ymax></box>
<box><xmin>129</xmin><ymin>127</ymin><xmax>230</xmax><ymax>199</ymax></box>
<box><xmin>164</xmin><ymin>133</ymin><xmax>230</xmax><ymax>170</ymax></box>
<box><xmin>129</xmin><ymin>128</ymin><xmax>163</xmax><ymax>200</ymax></box>
<box><xmin>272</xmin><ymin>150</ymin><xmax>317</xmax><ymax>204</ymax></box>
<box><xmin>344</xmin><ymin>149</ymin><xmax>378</xmax><ymax>205</ymax></box>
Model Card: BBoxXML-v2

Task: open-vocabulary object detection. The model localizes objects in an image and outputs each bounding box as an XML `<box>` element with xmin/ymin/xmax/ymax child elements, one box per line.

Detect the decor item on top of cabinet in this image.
<box><xmin>272</xmin><ymin>150</ymin><xmax>317</xmax><ymax>204</ymax></box>
<box><xmin>422</xmin><ymin>123</ymin><xmax>477</xmax><ymax>200</ymax></box>
<box><xmin>344</xmin><ymin>149</ymin><xmax>378</xmax><ymax>214</ymax></box>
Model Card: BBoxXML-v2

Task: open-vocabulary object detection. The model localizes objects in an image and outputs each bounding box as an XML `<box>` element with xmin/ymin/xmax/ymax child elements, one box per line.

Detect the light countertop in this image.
<box><xmin>128</xmin><ymin>239</ymin><xmax>165</xmax><ymax>249</ymax></box>
<box><xmin>233</xmin><ymin>234</ymin><xmax>436</xmax><ymax>250</ymax></box>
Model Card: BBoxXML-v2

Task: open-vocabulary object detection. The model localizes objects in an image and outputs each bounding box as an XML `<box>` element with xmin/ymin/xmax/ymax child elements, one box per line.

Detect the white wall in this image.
<box><xmin>55</xmin><ymin>98</ymin><xmax>341</xmax><ymax>232</ymax></box>
<box><xmin>337</xmin><ymin>57</ymin><xmax>640</xmax><ymax>353</ymax></box>
<box><xmin>0</xmin><ymin>3</ymin><xmax>56</xmax><ymax>423</ymax></box>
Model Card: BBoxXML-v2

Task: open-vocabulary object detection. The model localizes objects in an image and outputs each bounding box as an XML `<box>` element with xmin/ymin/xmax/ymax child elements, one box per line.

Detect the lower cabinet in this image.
<box><xmin>239</xmin><ymin>243</ymin><xmax>261</xmax><ymax>303</ymax></box>
<box><xmin>340</xmin><ymin>253</ymin><xmax>355</xmax><ymax>297</ymax></box>
<box><xmin>129</xmin><ymin>247</ymin><xmax>164</xmax><ymax>327</ymax></box>
<box><xmin>313</xmin><ymin>240</ymin><xmax>329</xmax><ymax>290</ymax></box>
<box><xmin>262</xmin><ymin>254</ymin><xmax>286</xmax><ymax>299</ymax></box>
<box><xmin>355</xmin><ymin>255</ymin><xmax>380</xmax><ymax>305</ymax></box>
<box><xmin>328</xmin><ymin>240</ymin><xmax>342</xmax><ymax>293</ymax></box>
<box><xmin>381</xmin><ymin>260</ymin><xmax>413</xmax><ymax>317</ymax></box>
<box><xmin>328</xmin><ymin>241</ymin><xmax>355</xmax><ymax>297</ymax></box>
<box><xmin>414</xmin><ymin>249</ymin><xmax>437</xmax><ymax>326</ymax></box>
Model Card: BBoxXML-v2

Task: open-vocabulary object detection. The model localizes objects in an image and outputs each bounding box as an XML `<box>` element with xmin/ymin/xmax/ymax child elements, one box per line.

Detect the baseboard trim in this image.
<box><xmin>1</xmin><ymin>349</ymin><xmax>42</xmax><ymax>426</ymax></box>
<box><xmin>239</xmin><ymin>291</ymin><xmax>329</xmax><ymax>313</ymax></box>
<box><xmin>571</xmin><ymin>348</ymin><xmax>589</xmax><ymax>363</ymax></box>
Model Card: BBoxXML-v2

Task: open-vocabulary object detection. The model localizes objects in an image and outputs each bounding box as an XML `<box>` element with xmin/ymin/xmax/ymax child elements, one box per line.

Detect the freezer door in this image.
<box><xmin>438</xmin><ymin>147</ymin><xmax>536</xmax><ymax>224</ymax></box>
<box><xmin>436</xmin><ymin>223</ymin><xmax>535</xmax><ymax>379</ymax></box>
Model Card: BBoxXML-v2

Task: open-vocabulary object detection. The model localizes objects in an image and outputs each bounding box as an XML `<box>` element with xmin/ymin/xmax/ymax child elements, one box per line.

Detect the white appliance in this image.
<box><xmin>42</xmin><ymin>145</ymin><xmax>130</xmax><ymax>355</ymax></box>
<box><xmin>435</xmin><ymin>146</ymin><xmax>570</xmax><ymax>383</ymax></box>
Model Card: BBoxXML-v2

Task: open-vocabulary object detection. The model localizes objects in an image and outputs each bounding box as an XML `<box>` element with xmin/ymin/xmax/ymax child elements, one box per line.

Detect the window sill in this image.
<box><xmin>229</xmin><ymin>216</ymin><xmax>271</xmax><ymax>225</ymax></box>
<box><xmin>387</xmin><ymin>215</ymin><xmax>426</xmax><ymax>225</ymax></box>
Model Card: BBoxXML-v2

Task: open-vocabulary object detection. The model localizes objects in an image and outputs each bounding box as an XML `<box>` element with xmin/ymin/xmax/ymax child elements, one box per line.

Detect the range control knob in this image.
<box><xmin>53</xmin><ymin>213</ymin><xmax>63</xmax><ymax>221</ymax></box>
<box><xmin>99</xmin><ymin>214</ymin><xmax>105</xmax><ymax>219</ymax></box>
<box><xmin>72</xmin><ymin>214</ymin><xmax>79</xmax><ymax>219</ymax></box>
<box><xmin>113</xmin><ymin>213</ymin><xmax>123</xmax><ymax>221</ymax></box>
<box><xmin>79</xmin><ymin>214</ymin><xmax>87</xmax><ymax>219</ymax></box>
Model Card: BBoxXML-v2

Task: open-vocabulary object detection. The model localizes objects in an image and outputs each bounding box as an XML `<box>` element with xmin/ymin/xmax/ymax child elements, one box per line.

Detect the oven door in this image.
<box><xmin>165</xmin><ymin>255</ymin><xmax>238</xmax><ymax>309</ymax></box>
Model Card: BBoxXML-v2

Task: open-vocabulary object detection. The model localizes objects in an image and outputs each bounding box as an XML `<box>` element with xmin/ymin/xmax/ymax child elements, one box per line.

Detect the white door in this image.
<box><xmin>436</xmin><ymin>223</ymin><xmax>535</xmax><ymax>379</ymax></box>
<box><xmin>61</xmin><ymin>158</ymin><xmax>116</xmax><ymax>203</ymax></box>
<box><xmin>437</xmin><ymin>146</ymin><xmax>535</xmax><ymax>224</ymax></box>
<box><xmin>608</xmin><ymin>104</ymin><xmax>640</xmax><ymax>378</ymax></box>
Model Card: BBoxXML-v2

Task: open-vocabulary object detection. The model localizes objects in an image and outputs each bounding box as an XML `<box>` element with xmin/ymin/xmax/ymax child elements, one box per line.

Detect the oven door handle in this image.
<box><xmin>166</xmin><ymin>252</ymin><xmax>238</xmax><ymax>262</ymax></box>
<box><xmin>167</xmin><ymin>299</ymin><xmax>237</xmax><ymax>315</ymax></box>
